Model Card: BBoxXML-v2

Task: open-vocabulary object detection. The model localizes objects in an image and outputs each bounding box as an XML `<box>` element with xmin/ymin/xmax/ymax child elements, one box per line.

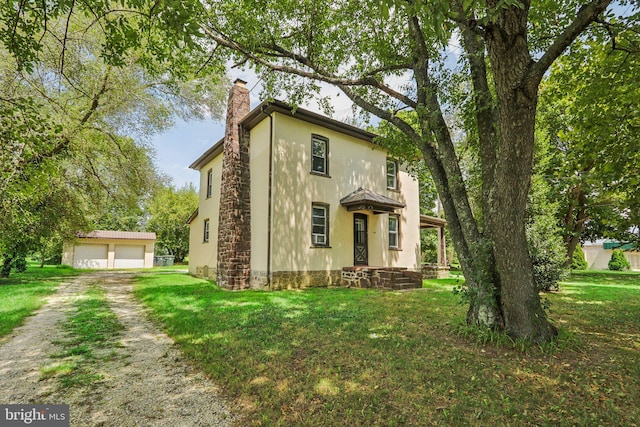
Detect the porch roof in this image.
<box><xmin>420</xmin><ymin>214</ymin><xmax>446</xmax><ymax>229</ymax></box>
<box><xmin>339</xmin><ymin>187</ymin><xmax>405</xmax><ymax>213</ymax></box>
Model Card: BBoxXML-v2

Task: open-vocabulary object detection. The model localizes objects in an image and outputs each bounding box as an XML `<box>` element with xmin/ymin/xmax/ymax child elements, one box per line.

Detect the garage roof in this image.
<box><xmin>78</xmin><ymin>230</ymin><xmax>156</xmax><ymax>240</ymax></box>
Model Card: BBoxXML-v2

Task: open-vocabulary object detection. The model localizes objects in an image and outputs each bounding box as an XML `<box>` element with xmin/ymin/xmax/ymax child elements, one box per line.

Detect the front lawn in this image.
<box><xmin>135</xmin><ymin>271</ymin><xmax>640</xmax><ymax>426</ymax></box>
<box><xmin>0</xmin><ymin>264</ymin><xmax>79</xmax><ymax>339</ymax></box>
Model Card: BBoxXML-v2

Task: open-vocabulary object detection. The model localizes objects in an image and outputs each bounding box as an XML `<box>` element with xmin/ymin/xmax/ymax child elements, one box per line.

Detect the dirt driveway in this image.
<box><xmin>0</xmin><ymin>271</ymin><xmax>235</xmax><ymax>426</ymax></box>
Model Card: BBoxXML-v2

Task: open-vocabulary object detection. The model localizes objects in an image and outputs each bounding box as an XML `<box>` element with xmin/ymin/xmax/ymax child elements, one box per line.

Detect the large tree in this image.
<box><xmin>197</xmin><ymin>0</ymin><xmax>637</xmax><ymax>342</ymax></box>
<box><xmin>0</xmin><ymin>2</ymin><xmax>227</xmax><ymax>274</ymax></box>
<box><xmin>538</xmin><ymin>30</ymin><xmax>640</xmax><ymax>262</ymax></box>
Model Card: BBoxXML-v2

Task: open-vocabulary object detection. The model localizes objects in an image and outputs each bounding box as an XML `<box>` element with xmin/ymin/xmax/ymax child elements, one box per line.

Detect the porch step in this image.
<box><xmin>341</xmin><ymin>267</ymin><xmax>422</xmax><ymax>290</ymax></box>
<box><xmin>391</xmin><ymin>277</ymin><xmax>422</xmax><ymax>290</ymax></box>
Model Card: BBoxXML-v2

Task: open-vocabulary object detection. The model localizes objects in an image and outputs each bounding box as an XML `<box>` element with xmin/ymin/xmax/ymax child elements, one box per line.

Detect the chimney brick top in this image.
<box><xmin>234</xmin><ymin>78</ymin><xmax>247</xmax><ymax>87</ymax></box>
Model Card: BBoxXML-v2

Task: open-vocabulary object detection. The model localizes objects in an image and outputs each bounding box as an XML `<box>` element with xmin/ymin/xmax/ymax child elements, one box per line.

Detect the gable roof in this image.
<box><xmin>189</xmin><ymin>100</ymin><xmax>378</xmax><ymax>171</ymax></box>
<box><xmin>243</xmin><ymin>100</ymin><xmax>376</xmax><ymax>141</ymax></box>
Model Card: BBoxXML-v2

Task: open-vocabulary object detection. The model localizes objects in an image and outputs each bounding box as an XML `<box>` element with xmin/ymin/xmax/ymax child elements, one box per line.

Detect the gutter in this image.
<box><xmin>265</xmin><ymin>106</ymin><xmax>274</xmax><ymax>288</ymax></box>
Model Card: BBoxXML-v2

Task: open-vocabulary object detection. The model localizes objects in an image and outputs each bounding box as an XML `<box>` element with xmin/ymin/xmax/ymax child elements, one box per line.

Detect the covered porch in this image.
<box><xmin>420</xmin><ymin>214</ymin><xmax>450</xmax><ymax>279</ymax></box>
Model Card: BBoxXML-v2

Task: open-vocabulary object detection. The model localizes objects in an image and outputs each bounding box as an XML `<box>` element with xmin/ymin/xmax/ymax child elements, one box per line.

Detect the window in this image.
<box><xmin>203</xmin><ymin>219</ymin><xmax>210</xmax><ymax>243</ymax></box>
<box><xmin>389</xmin><ymin>215</ymin><xmax>399</xmax><ymax>249</ymax></box>
<box><xmin>311</xmin><ymin>203</ymin><xmax>329</xmax><ymax>247</ymax></box>
<box><xmin>311</xmin><ymin>135</ymin><xmax>329</xmax><ymax>175</ymax></box>
<box><xmin>206</xmin><ymin>169</ymin><xmax>213</xmax><ymax>198</ymax></box>
<box><xmin>387</xmin><ymin>159</ymin><xmax>398</xmax><ymax>189</ymax></box>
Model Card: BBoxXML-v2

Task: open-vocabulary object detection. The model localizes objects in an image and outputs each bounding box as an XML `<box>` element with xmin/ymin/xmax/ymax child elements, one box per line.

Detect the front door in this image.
<box><xmin>354</xmin><ymin>214</ymin><xmax>368</xmax><ymax>265</ymax></box>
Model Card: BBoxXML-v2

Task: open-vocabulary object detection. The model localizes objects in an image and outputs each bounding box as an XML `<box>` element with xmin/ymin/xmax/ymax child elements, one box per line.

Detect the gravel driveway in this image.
<box><xmin>0</xmin><ymin>271</ymin><xmax>235</xmax><ymax>426</ymax></box>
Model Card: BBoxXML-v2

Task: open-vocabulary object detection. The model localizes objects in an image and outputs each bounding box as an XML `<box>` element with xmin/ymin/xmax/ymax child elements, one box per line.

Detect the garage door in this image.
<box><xmin>114</xmin><ymin>245</ymin><xmax>145</xmax><ymax>268</ymax></box>
<box><xmin>74</xmin><ymin>244</ymin><xmax>108</xmax><ymax>269</ymax></box>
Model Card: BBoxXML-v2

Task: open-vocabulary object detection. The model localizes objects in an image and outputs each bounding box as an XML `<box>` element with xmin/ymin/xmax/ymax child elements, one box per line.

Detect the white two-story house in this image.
<box><xmin>188</xmin><ymin>79</ymin><xmax>424</xmax><ymax>290</ymax></box>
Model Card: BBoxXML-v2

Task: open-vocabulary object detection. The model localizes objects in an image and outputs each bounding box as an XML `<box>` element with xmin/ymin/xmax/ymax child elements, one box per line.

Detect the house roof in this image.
<box><xmin>77</xmin><ymin>230</ymin><xmax>156</xmax><ymax>240</ymax></box>
<box><xmin>186</xmin><ymin>208</ymin><xmax>199</xmax><ymax>225</ymax></box>
<box><xmin>189</xmin><ymin>139</ymin><xmax>225</xmax><ymax>170</ymax></box>
<box><xmin>602</xmin><ymin>240</ymin><xmax>634</xmax><ymax>250</ymax></box>
<box><xmin>189</xmin><ymin>100</ymin><xmax>379</xmax><ymax>171</ymax></box>
<box><xmin>340</xmin><ymin>187</ymin><xmax>405</xmax><ymax>213</ymax></box>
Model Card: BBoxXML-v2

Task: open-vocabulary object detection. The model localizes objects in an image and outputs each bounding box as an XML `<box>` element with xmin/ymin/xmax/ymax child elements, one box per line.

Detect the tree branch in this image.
<box><xmin>407</xmin><ymin>12</ymin><xmax>481</xmax><ymax>264</ymax></box>
<box><xmin>60</xmin><ymin>0</ymin><xmax>75</xmax><ymax>75</ymax></box>
<box><xmin>337</xmin><ymin>84</ymin><xmax>422</xmax><ymax>145</ymax></box>
<box><xmin>453</xmin><ymin>1</ymin><xmax>498</xmax><ymax>210</ymax></box>
<box><xmin>530</xmin><ymin>0</ymin><xmax>614</xmax><ymax>83</ymax></box>
<box><xmin>202</xmin><ymin>26</ymin><xmax>417</xmax><ymax>109</ymax></box>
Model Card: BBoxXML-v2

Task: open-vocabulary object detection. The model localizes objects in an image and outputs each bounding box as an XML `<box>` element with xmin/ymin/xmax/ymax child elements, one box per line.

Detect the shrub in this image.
<box><xmin>13</xmin><ymin>257</ymin><xmax>27</xmax><ymax>273</ymax></box>
<box><xmin>531</xmin><ymin>247</ymin><xmax>565</xmax><ymax>292</ymax></box>
<box><xmin>608</xmin><ymin>249</ymin><xmax>630</xmax><ymax>271</ymax></box>
<box><xmin>527</xmin><ymin>214</ymin><xmax>567</xmax><ymax>292</ymax></box>
<box><xmin>571</xmin><ymin>245</ymin><xmax>588</xmax><ymax>270</ymax></box>
<box><xmin>526</xmin><ymin>165</ymin><xmax>567</xmax><ymax>292</ymax></box>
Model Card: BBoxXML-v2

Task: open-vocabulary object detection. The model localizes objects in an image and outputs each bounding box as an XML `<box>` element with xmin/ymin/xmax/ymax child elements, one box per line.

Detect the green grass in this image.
<box><xmin>0</xmin><ymin>264</ymin><xmax>79</xmax><ymax>339</ymax></box>
<box><xmin>42</xmin><ymin>285</ymin><xmax>124</xmax><ymax>388</ymax></box>
<box><xmin>135</xmin><ymin>271</ymin><xmax>640</xmax><ymax>426</ymax></box>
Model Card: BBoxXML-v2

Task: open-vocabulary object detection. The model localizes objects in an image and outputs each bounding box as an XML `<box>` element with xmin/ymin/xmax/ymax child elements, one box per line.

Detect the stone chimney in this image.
<box><xmin>217</xmin><ymin>79</ymin><xmax>251</xmax><ymax>289</ymax></box>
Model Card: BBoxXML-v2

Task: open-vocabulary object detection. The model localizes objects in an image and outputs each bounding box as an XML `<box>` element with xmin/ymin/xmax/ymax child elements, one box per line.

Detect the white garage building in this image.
<box><xmin>62</xmin><ymin>231</ymin><xmax>156</xmax><ymax>269</ymax></box>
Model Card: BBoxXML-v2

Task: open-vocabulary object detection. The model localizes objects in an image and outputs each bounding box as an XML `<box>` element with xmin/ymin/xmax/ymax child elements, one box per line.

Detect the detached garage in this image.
<box><xmin>62</xmin><ymin>231</ymin><xmax>156</xmax><ymax>269</ymax></box>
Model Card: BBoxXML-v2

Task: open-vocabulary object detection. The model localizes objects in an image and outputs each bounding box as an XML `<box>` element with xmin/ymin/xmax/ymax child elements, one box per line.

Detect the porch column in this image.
<box><xmin>438</xmin><ymin>226</ymin><xmax>447</xmax><ymax>267</ymax></box>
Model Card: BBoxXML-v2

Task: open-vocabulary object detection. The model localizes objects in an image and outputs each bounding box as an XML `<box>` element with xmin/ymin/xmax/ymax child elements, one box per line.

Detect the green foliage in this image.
<box><xmin>146</xmin><ymin>184</ymin><xmax>198</xmax><ymax>262</ymax></box>
<box><xmin>0</xmin><ymin>5</ymin><xmax>228</xmax><ymax>275</ymax></box>
<box><xmin>0</xmin><ymin>0</ymin><xmax>219</xmax><ymax>78</ymax></box>
<box><xmin>571</xmin><ymin>245</ymin><xmax>588</xmax><ymax>270</ymax></box>
<box><xmin>608</xmin><ymin>249</ymin><xmax>631</xmax><ymax>271</ymax></box>
<box><xmin>421</xmin><ymin>229</ymin><xmax>439</xmax><ymax>264</ymax></box>
<box><xmin>538</xmin><ymin>29</ymin><xmax>640</xmax><ymax>249</ymax></box>
<box><xmin>13</xmin><ymin>257</ymin><xmax>27</xmax><ymax>273</ymax></box>
<box><xmin>527</xmin><ymin>140</ymin><xmax>567</xmax><ymax>292</ymax></box>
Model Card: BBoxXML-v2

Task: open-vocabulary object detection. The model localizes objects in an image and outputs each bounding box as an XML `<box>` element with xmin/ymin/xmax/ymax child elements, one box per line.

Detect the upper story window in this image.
<box><xmin>311</xmin><ymin>203</ymin><xmax>329</xmax><ymax>247</ymax></box>
<box><xmin>311</xmin><ymin>135</ymin><xmax>329</xmax><ymax>176</ymax></box>
<box><xmin>389</xmin><ymin>214</ymin><xmax>399</xmax><ymax>249</ymax></box>
<box><xmin>387</xmin><ymin>158</ymin><xmax>398</xmax><ymax>190</ymax></box>
<box><xmin>206</xmin><ymin>168</ymin><xmax>213</xmax><ymax>198</ymax></box>
<box><xmin>203</xmin><ymin>219</ymin><xmax>210</xmax><ymax>243</ymax></box>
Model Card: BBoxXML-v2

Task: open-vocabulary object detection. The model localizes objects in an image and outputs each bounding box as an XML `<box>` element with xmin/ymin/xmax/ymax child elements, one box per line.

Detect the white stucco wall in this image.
<box><xmin>268</xmin><ymin>112</ymin><xmax>421</xmax><ymax>273</ymax></box>
<box><xmin>188</xmin><ymin>154</ymin><xmax>223</xmax><ymax>276</ymax></box>
<box><xmin>583</xmin><ymin>244</ymin><xmax>640</xmax><ymax>270</ymax></box>
<box><xmin>249</xmin><ymin>118</ymin><xmax>271</xmax><ymax>275</ymax></box>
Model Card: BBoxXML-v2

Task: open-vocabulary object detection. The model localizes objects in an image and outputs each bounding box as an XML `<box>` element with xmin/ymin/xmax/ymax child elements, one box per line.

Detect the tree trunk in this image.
<box><xmin>419</xmin><ymin>142</ymin><xmax>503</xmax><ymax>329</ymax></box>
<box><xmin>563</xmin><ymin>187</ymin><xmax>588</xmax><ymax>266</ymax></box>
<box><xmin>483</xmin><ymin>4</ymin><xmax>557</xmax><ymax>343</ymax></box>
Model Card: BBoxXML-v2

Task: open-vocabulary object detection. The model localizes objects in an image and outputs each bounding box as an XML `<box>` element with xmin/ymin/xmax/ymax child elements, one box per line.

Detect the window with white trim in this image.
<box><xmin>203</xmin><ymin>219</ymin><xmax>210</xmax><ymax>243</ymax></box>
<box><xmin>311</xmin><ymin>135</ymin><xmax>329</xmax><ymax>175</ymax></box>
<box><xmin>312</xmin><ymin>203</ymin><xmax>329</xmax><ymax>247</ymax></box>
<box><xmin>206</xmin><ymin>169</ymin><xmax>213</xmax><ymax>198</ymax></box>
<box><xmin>389</xmin><ymin>215</ymin><xmax>399</xmax><ymax>249</ymax></box>
<box><xmin>387</xmin><ymin>158</ymin><xmax>398</xmax><ymax>189</ymax></box>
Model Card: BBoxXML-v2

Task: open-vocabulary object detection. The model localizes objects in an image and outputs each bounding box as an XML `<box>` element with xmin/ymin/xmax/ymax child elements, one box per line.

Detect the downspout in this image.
<box><xmin>264</xmin><ymin>106</ymin><xmax>274</xmax><ymax>288</ymax></box>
